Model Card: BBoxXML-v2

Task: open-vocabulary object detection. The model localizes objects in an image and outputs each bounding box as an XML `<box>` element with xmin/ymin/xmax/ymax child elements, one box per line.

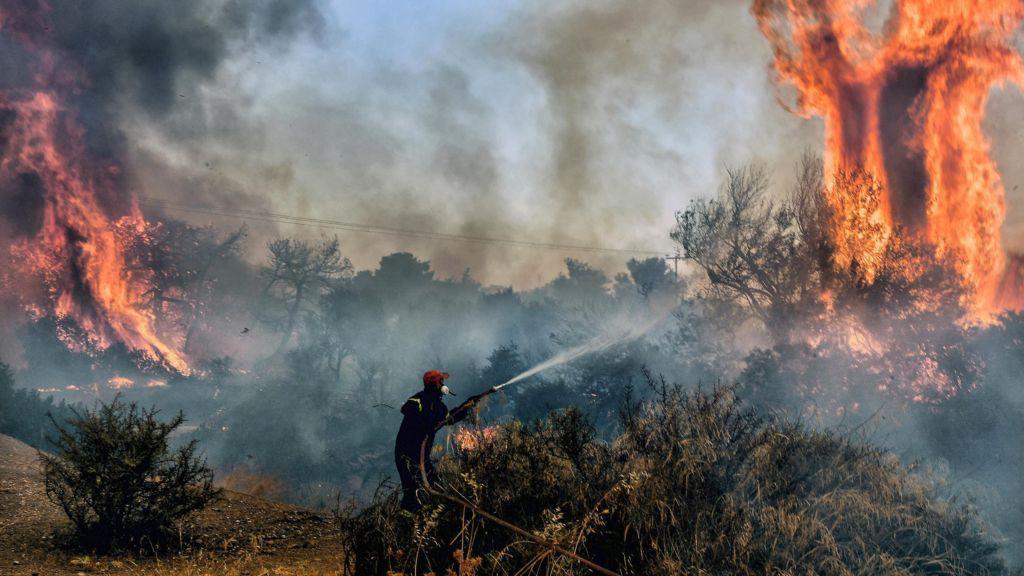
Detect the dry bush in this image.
<box><xmin>218</xmin><ymin>463</ymin><xmax>289</xmax><ymax>501</ymax></box>
<box><xmin>344</xmin><ymin>381</ymin><xmax>1006</xmax><ymax>575</ymax></box>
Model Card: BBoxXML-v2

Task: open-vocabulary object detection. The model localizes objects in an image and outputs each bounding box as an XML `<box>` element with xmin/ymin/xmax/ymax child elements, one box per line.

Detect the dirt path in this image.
<box><xmin>0</xmin><ymin>435</ymin><xmax>347</xmax><ymax>576</ymax></box>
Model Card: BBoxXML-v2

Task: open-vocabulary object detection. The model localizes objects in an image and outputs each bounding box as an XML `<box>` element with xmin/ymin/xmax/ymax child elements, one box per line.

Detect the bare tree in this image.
<box><xmin>260</xmin><ymin>236</ymin><xmax>352</xmax><ymax>354</ymax></box>
<box><xmin>671</xmin><ymin>164</ymin><xmax>820</xmax><ymax>341</ymax></box>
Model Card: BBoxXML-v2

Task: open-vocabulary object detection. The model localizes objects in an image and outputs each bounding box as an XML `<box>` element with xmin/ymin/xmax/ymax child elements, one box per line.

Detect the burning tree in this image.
<box><xmin>0</xmin><ymin>4</ymin><xmax>191</xmax><ymax>373</ymax></box>
<box><xmin>674</xmin><ymin>155</ymin><xmax>979</xmax><ymax>406</ymax></box>
<box><xmin>124</xmin><ymin>222</ymin><xmax>248</xmax><ymax>354</ymax></box>
<box><xmin>672</xmin><ymin>164</ymin><xmax>822</xmax><ymax>342</ymax></box>
<box><xmin>753</xmin><ymin>0</ymin><xmax>1024</xmax><ymax>313</ymax></box>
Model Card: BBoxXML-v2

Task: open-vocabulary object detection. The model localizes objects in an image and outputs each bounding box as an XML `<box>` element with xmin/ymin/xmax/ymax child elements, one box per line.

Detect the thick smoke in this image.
<box><xmin>0</xmin><ymin>0</ymin><xmax>329</xmax><ymax>363</ymax></box>
<box><xmin>0</xmin><ymin>0</ymin><xmax>326</xmax><ymax>234</ymax></box>
<box><xmin>21</xmin><ymin>0</ymin><xmax>322</xmax><ymax>117</ymax></box>
<box><xmin>120</xmin><ymin>0</ymin><xmax>821</xmax><ymax>288</ymax></box>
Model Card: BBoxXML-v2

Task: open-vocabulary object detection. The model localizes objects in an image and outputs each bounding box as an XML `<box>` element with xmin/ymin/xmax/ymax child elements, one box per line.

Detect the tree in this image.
<box><xmin>0</xmin><ymin>360</ymin><xmax>74</xmax><ymax>448</ymax></box>
<box><xmin>373</xmin><ymin>252</ymin><xmax>434</xmax><ymax>292</ymax></box>
<box><xmin>480</xmin><ymin>343</ymin><xmax>526</xmax><ymax>387</ymax></box>
<box><xmin>259</xmin><ymin>236</ymin><xmax>352</xmax><ymax>354</ymax></box>
<box><xmin>40</xmin><ymin>397</ymin><xmax>219</xmax><ymax>549</ymax></box>
<box><xmin>625</xmin><ymin>257</ymin><xmax>679</xmax><ymax>301</ymax></box>
<box><xmin>124</xmin><ymin>221</ymin><xmax>247</xmax><ymax>352</ymax></box>
<box><xmin>547</xmin><ymin>258</ymin><xmax>610</xmax><ymax>307</ymax></box>
<box><xmin>181</xmin><ymin>225</ymin><xmax>247</xmax><ymax>351</ymax></box>
<box><xmin>672</xmin><ymin>165</ymin><xmax>821</xmax><ymax>342</ymax></box>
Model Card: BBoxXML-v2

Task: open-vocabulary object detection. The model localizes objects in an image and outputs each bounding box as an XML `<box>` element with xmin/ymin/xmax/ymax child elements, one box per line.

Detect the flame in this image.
<box><xmin>452</xmin><ymin>426</ymin><xmax>499</xmax><ymax>452</ymax></box>
<box><xmin>107</xmin><ymin>376</ymin><xmax>135</xmax><ymax>390</ymax></box>
<box><xmin>754</xmin><ymin>0</ymin><xmax>1024</xmax><ymax>312</ymax></box>
<box><xmin>996</xmin><ymin>253</ymin><xmax>1024</xmax><ymax>309</ymax></box>
<box><xmin>0</xmin><ymin>4</ymin><xmax>188</xmax><ymax>372</ymax></box>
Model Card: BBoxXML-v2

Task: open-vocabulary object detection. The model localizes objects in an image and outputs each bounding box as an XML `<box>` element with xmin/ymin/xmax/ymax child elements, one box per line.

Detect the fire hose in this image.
<box><xmin>417</xmin><ymin>388</ymin><xmax>621</xmax><ymax>576</ymax></box>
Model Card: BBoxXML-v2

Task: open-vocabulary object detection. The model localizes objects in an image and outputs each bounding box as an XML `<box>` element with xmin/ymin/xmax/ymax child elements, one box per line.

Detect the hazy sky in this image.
<box><xmin>124</xmin><ymin>0</ymin><xmax>1024</xmax><ymax>288</ymax></box>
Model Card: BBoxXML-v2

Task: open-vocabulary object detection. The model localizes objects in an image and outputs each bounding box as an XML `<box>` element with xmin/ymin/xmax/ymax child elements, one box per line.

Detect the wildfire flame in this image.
<box><xmin>452</xmin><ymin>426</ymin><xmax>499</xmax><ymax>452</ymax></box>
<box><xmin>0</xmin><ymin>3</ymin><xmax>189</xmax><ymax>372</ymax></box>
<box><xmin>754</xmin><ymin>0</ymin><xmax>1024</xmax><ymax>312</ymax></box>
<box><xmin>107</xmin><ymin>376</ymin><xmax>135</xmax><ymax>390</ymax></box>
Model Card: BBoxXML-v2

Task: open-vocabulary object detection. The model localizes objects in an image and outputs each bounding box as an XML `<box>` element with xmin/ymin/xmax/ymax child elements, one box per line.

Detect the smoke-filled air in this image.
<box><xmin>2</xmin><ymin>1</ymin><xmax>1024</xmax><ymax>575</ymax></box>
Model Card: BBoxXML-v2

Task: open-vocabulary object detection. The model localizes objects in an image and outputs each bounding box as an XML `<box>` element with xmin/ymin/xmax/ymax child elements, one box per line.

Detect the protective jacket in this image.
<box><xmin>395</xmin><ymin>387</ymin><xmax>451</xmax><ymax>459</ymax></box>
<box><xmin>395</xmin><ymin>387</ymin><xmax>471</xmax><ymax>511</ymax></box>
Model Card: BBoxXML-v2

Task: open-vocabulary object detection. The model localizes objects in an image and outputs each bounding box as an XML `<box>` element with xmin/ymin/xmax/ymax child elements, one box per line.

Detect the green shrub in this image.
<box><xmin>345</xmin><ymin>383</ymin><xmax>1006</xmax><ymax>575</ymax></box>
<box><xmin>40</xmin><ymin>396</ymin><xmax>219</xmax><ymax>550</ymax></box>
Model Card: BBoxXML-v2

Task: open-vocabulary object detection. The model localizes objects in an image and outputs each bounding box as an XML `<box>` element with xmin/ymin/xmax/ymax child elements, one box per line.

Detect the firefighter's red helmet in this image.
<box><xmin>423</xmin><ymin>370</ymin><xmax>450</xmax><ymax>388</ymax></box>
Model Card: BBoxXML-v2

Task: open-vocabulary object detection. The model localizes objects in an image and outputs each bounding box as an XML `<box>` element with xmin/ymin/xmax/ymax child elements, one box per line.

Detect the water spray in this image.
<box><xmin>493</xmin><ymin>312</ymin><xmax>665</xmax><ymax>391</ymax></box>
<box><xmin>497</xmin><ymin>311</ymin><xmax>663</xmax><ymax>387</ymax></box>
<box><xmin>446</xmin><ymin>309</ymin><xmax>669</xmax><ymax>419</ymax></box>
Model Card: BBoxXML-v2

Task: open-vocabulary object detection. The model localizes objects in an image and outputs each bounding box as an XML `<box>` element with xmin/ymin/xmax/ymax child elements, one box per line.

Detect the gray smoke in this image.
<box><xmin>119</xmin><ymin>0</ymin><xmax>821</xmax><ymax>287</ymax></box>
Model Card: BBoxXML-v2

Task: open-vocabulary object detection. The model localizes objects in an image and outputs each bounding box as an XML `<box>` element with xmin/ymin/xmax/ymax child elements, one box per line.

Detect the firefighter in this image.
<box><xmin>395</xmin><ymin>370</ymin><xmax>479</xmax><ymax>512</ymax></box>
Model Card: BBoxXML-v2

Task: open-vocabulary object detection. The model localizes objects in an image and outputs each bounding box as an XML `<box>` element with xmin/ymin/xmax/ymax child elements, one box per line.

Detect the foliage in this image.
<box><xmin>479</xmin><ymin>343</ymin><xmax>525</xmax><ymax>387</ymax></box>
<box><xmin>0</xmin><ymin>360</ymin><xmax>75</xmax><ymax>448</ymax></box>
<box><xmin>547</xmin><ymin>258</ymin><xmax>611</xmax><ymax>306</ymax></box>
<box><xmin>625</xmin><ymin>256</ymin><xmax>679</xmax><ymax>300</ymax></box>
<box><xmin>40</xmin><ymin>396</ymin><xmax>219</xmax><ymax>550</ymax></box>
<box><xmin>345</xmin><ymin>383</ymin><xmax>1005</xmax><ymax>575</ymax></box>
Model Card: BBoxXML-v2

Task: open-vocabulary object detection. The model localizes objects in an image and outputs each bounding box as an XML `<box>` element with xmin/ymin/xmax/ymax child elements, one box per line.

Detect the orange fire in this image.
<box><xmin>452</xmin><ymin>426</ymin><xmax>499</xmax><ymax>452</ymax></box>
<box><xmin>754</xmin><ymin>0</ymin><xmax>1024</xmax><ymax>312</ymax></box>
<box><xmin>0</xmin><ymin>4</ymin><xmax>189</xmax><ymax>372</ymax></box>
<box><xmin>107</xmin><ymin>376</ymin><xmax>135</xmax><ymax>390</ymax></box>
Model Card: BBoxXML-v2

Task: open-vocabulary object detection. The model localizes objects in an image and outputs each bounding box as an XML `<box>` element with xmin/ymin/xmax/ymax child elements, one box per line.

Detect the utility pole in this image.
<box><xmin>665</xmin><ymin>250</ymin><xmax>684</xmax><ymax>277</ymax></box>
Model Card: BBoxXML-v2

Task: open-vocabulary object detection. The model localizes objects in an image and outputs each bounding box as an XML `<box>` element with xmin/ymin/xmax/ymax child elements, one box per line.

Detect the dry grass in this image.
<box><xmin>218</xmin><ymin>464</ymin><xmax>291</xmax><ymax>502</ymax></box>
<box><xmin>6</xmin><ymin>547</ymin><xmax>347</xmax><ymax>576</ymax></box>
<box><xmin>345</xmin><ymin>381</ymin><xmax>1007</xmax><ymax>575</ymax></box>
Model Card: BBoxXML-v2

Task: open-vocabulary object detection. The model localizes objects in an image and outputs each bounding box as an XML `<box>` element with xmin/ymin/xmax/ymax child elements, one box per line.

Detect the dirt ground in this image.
<box><xmin>0</xmin><ymin>435</ymin><xmax>348</xmax><ymax>576</ymax></box>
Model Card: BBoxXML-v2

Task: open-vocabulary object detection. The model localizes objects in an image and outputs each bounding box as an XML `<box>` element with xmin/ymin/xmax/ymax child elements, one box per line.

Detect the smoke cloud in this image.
<box><xmin>107</xmin><ymin>0</ymin><xmax>821</xmax><ymax>288</ymax></box>
<box><xmin>5</xmin><ymin>0</ymin><xmax>1020</xmax><ymax>288</ymax></box>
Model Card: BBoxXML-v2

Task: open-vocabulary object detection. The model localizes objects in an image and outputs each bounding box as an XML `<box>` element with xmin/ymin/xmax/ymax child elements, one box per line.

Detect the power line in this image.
<box><xmin>139</xmin><ymin>197</ymin><xmax>669</xmax><ymax>257</ymax></box>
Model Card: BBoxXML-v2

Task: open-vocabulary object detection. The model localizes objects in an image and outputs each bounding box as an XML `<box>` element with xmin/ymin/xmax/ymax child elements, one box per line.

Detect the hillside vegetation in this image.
<box><xmin>347</xmin><ymin>384</ymin><xmax>1005</xmax><ymax>576</ymax></box>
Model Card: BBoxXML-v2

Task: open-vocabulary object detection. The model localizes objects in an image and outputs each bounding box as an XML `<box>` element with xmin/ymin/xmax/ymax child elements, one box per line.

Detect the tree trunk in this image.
<box><xmin>276</xmin><ymin>282</ymin><xmax>305</xmax><ymax>355</ymax></box>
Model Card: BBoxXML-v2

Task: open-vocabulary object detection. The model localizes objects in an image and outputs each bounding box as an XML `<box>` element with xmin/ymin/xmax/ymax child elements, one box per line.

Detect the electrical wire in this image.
<box><xmin>138</xmin><ymin>197</ymin><xmax>669</xmax><ymax>257</ymax></box>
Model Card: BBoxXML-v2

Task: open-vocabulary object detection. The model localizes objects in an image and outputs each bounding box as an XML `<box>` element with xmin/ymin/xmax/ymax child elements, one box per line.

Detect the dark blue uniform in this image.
<box><xmin>395</xmin><ymin>387</ymin><xmax>451</xmax><ymax>511</ymax></box>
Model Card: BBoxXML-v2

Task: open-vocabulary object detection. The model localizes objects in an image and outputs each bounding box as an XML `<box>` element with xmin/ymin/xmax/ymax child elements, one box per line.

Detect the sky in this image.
<box><xmin>122</xmin><ymin>0</ymin><xmax>1024</xmax><ymax>289</ymax></box>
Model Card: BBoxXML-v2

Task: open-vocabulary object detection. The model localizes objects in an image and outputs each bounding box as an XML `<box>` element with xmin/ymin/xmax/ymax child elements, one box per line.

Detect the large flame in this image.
<box><xmin>754</xmin><ymin>0</ymin><xmax>1024</xmax><ymax>312</ymax></box>
<box><xmin>0</xmin><ymin>4</ymin><xmax>188</xmax><ymax>372</ymax></box>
